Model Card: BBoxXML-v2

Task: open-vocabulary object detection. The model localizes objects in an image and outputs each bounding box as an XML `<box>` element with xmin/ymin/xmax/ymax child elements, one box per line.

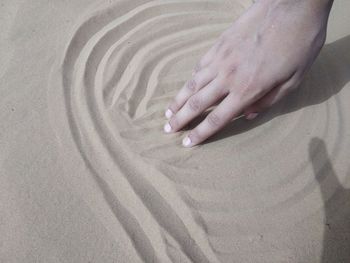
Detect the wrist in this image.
<box><xmin>256</xmin><ymin>0</ymin><xmax>333</xmax><ymax>12</ymax></box>
<box><xmin>254</xmin><ymin>0</ymin><xmax>333</xmax><ymax>23</ymax></box>
<box><xmin>306</xmin><ymin>0</ymin><xmax>334</xmax><ymax>14</ymax></box>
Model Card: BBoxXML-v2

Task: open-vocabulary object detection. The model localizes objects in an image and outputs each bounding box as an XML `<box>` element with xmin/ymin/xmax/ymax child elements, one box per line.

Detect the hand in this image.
<box><xmin>163</xmin><ymin>0</ymin><xmax>333</xmax><ymax>147</ymax></box>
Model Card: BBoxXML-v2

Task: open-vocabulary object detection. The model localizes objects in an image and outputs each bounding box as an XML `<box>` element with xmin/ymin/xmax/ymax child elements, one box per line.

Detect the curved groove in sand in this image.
<box><xmin>51</xmin><ymin>1</ymin><xmax>248</xmax><ymax>262</ymax></box>
<box><xmin>48</xmin><ymin>0</ymin><xmax>350</xmax><ymax>261</ymax></box>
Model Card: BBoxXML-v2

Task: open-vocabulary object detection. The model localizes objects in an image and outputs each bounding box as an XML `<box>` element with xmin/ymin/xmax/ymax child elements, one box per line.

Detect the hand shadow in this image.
<box><xmin>183</xmin><ymin>35</ymin><xmax>350</xmax><ymax>145</ymax></box>
<box><xmin>309</xmin><ymin>138</ymin><xmax>350</xmax><ymax>263</ymax></box>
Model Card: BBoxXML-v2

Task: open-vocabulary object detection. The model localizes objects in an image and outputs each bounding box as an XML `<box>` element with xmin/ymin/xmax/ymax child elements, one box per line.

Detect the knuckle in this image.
<box><xmin>221</xmin><ymin>63</ymin><xmax>238</xmax><ymax>79</ymax></box>
<box><xmin>194</xmin><ymin>62</ymin><xmax>201</xmax><ymax>73</ymax></box>
<box><xmin>227</xmin><ymin>63</ymin><xmax>238</xmax><ymax>75</ymax></box>
<box><xmin>188</xmin><ymin>96</ymin><xmax>202</xmax><ymax>112</ymax></box>
<box><xmin>213</xmin><ymin>79</ymin><xmax>229</xmax><ymax>97</ymax></box>
<box><xmin>207</xmin><ymin>112</ymin><xmax>222</xmax><ymax>127</ymax></box>
<box><xmin>216</xmin><ymin>74</ymin><xmax>231</xmax><ymax>92</ymax></box>
<box><xmin>236</xmin><ymin>76</ymin><xmax>258</xmax><ymax>98</ymax></box>
<box><xmin>186</xmin><ymin>78</ymin><xmax>197</xmax><ymax>92</ymax></box>
<box><xmin>168</xmin><ymin>100</ymin><xmax>179</xmax><ymax>112</ymax></box>
<box><xmin>242</xmin><ymin>81</ymin><xmax>255</xmax><ymax>94</ymax></box>
<box><xmin>220</xmin><ymin>44</ymin><xmax>233</xmax><ymax>58</ymax></box>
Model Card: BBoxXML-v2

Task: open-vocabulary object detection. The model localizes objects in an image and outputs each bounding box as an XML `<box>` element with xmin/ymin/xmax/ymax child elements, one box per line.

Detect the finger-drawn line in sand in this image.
<box><xmin>48</xmin><ymin>0</ymin><xmax>350</xmax><ymax>260</ymax></box>
<box><xmin>49</xmin><ymin>0</ymin><xmax>252</xmax><ymax>262</ymax></box>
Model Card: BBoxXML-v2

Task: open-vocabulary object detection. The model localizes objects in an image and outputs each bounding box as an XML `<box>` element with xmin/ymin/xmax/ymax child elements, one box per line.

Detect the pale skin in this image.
<box><xmin>163</xmin><ymin>0</ymin><xmax>334</xmax><ymax>147</ymax></box>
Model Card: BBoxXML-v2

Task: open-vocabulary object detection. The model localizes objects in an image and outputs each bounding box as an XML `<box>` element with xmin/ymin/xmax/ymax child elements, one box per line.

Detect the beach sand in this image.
<box><xmin>1</xmin><ymin>0</ymin><xmax>350</xmax><ymax>262</ymax></box>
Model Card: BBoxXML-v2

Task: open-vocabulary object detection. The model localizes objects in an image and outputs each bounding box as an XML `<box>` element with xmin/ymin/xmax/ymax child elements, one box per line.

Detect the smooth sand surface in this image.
<box><xmin>1</xmin><ymin>0</ymin><xmax>350</xmax><ymax>262</ymax></box>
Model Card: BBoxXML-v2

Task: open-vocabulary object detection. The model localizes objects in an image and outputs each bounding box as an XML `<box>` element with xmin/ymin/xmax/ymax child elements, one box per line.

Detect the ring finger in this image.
<box><xmin>166</xmin><ymin>66</ymin><xmax>217</xmax><ymax>117</ymax></box>
<box><xmin>164</xmin><ymin>77</ymin><xmax>228</xmax><ymax>133</ymax></box>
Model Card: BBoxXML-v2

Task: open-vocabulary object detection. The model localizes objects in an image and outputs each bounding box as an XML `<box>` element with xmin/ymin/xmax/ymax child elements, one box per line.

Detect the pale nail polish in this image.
<box><xmin>247</xmin><ymin>112</ymin><xmax>258</xmax><ymax>120</ymax></box>
<box><xmin>182</xmin><ymin>136</ymin><xmax>192</xmax><ymax>147</ymax></box>
<box><xmin>164</xmin><ymin>123</ymin><xmax>172</xmax><ymax>133</ymax></box>
<box><xmin>165</xmin><ymin>109</ymin><xmax>173</xmax><ymax>119</ymax></box>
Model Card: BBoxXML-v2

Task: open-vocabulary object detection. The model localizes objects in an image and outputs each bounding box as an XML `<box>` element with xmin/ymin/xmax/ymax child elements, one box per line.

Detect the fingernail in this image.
<box><xmin>247</xmin><ymin>112</ymin><xmax>258</xmax><ymax>120</ymax></box>
<box><xmin>182</xmin><ymin>136</ymin><xmax>192</xmax><ymax>147</ymax></box>
<box><xmin>164</xmin><ymin>122</ymin><xmax>172</xmax><ymax>133</ymax></box>
<box><xmin>165</xmin><ymin>109</ymin><xmax>173</xmax><ymax>119</ymax></box>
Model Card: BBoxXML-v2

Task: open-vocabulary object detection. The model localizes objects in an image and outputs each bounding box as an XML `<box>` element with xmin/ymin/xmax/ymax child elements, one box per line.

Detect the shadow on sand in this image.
<box><xmin>309</xmin><ymin>138</ymin><xmax>350</xmax><ymax>263</ymax></box>
<box><xmin>182</xmin><ymin>36</ymin><xmax>350</xmax><ymax>261</ymax></box>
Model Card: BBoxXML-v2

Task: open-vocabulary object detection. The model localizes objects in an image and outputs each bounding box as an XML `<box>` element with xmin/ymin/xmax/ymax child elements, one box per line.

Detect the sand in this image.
<box><xmin>1</xmin><ymin>0</ymin><xmax>350</xmax><ymax>262</ymax></box>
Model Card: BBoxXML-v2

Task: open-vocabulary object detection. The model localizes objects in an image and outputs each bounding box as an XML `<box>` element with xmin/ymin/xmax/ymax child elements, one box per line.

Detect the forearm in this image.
<box><xmin>255</xmin><ymin>0</ymin><xmax>334</xmax><ymax>13</ymax></box>
<box><xmin>307</xmin><ymin>0</ymin><xmax>334</xmax><ymax>15</ymax></box>
<box><xmin>251</xmin><ymin>0</ymin><xmax>334</xmax><ymax>29</ymax></box>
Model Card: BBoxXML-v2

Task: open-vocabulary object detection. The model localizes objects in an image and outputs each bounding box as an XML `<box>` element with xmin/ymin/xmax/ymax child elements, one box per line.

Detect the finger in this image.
<box><xmin>244</xmin><ymin>81</ymin><xmax>295</xmax><ymax>120</ymax></box>
<box><xmin>182</xmin><ymin>92</ymin><xmax>244</xmax><ymax>147</ymax></box>
<box><xmin>165</xmin><ymin>78</ymin><xmax>228</xmax><ymax>133</ymax></box>
<box><xmin>165</xmin><ymin>66</ymin><xmax>216</xmax><ymax>118</ymax></box>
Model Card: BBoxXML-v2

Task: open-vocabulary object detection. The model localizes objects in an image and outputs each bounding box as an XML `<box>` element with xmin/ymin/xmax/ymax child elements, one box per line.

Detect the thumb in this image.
<box><xmin>244</xmin><ymin>81</ymin><xmax>294</xmax><ymax>120</ymax></box>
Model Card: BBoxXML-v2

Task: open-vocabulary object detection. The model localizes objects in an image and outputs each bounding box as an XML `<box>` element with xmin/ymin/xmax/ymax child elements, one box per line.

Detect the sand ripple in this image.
<box><xmin>48</xmin><ymin>0</ymin><xmax>350</xmax><ymax>262</ymax></box>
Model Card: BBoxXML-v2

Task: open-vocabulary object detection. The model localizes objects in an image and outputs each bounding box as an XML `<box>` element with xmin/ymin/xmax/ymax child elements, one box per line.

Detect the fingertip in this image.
<box><xmin>165</xmin><ymin>109</ymin><xmax>173</xmax><ymax>119</ymax></box>
<box><xmin>182</xmin><ymin>136</ymin><xmax>193</xmax><ymax>147</ymax></box>
<box><xmin>246</xmin><ymin>112</ymin><xmax>258</xmax><ymax>120</ymax></box>
<box><xmin>164</xmin><ymin>122</ymin><xmax>172</xmax><ymax>133</ymax></box>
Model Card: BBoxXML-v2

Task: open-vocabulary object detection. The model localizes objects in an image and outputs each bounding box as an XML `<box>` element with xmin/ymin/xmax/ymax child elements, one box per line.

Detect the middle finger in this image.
<box><xmin>166</xmin><ymin>66</ymin><xmax>216</xmax><ymax>117</ymax></box>
<box><xmin>164</xmin><ymin>77</ymin><xmax>228</xmax><ymax>133</ymax></box>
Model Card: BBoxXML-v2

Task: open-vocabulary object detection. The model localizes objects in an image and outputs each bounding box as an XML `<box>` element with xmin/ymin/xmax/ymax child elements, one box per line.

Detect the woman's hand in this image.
<box><xmin>164</xmin><ymin>0</ymin><xmax>333</xmax><ymax>147</ymax></box>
